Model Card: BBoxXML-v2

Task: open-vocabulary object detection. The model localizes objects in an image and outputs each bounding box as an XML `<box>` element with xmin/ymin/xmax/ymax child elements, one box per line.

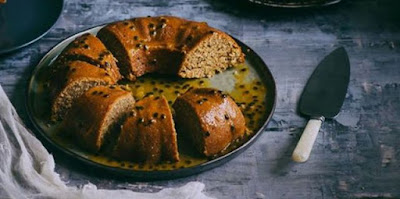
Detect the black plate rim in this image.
<box><xmin>0</xmin><ymin>0</ymin><xmax>64</xmax><ymax>54</ymax></box>
<box><xmin>247</xmin><ymin>0</ymin><xmax>341</xmax><ymax>8</ymax></box>
<box><xmin>25</xmin><ymin>24</ymin><xmax>277</xmax><ymax>180</ymax></box>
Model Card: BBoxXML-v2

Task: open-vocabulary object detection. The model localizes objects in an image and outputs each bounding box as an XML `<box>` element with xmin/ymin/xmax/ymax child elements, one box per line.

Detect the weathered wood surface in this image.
<box><xmin>0</xmin><ymin>0</ymin><xmax>399</xmax><ymax>198</ymax></box>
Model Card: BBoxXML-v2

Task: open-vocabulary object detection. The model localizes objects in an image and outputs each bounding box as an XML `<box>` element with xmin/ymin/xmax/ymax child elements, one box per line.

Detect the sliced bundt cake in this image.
<box><xmin>113</xmin><ymin>95</ymin><xmax>179</xmax><ymax>163</ymax></box>
<box><xmin>173</xmin><ymin>88</ymin><xmax>246</xmax><ymax>157</ymax></box>
<box><xmin>50</xmin><ymin>60</ymin><xmax>120</xmax><ymax>121</ymax></box>
<box><xmin>63</xmin><ymin>85</ymin><xmax>135</xmax><ymax>152</ymax></box>
<box><xmin>54</xmin><ymin>33</ymin><xmax>122</xmax><ymax>81</ymax></box>
<box><xmin>97</xmin><ymin>16</ymin><xmax>244</xmax><ymax>81</ymax></box>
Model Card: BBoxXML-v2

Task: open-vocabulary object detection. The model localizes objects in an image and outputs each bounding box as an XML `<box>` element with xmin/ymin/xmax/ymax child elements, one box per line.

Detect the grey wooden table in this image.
<box><xmin>1</xmin><ymin>0</ymin><xmax>399</xmax><ymax>198</ymax></box>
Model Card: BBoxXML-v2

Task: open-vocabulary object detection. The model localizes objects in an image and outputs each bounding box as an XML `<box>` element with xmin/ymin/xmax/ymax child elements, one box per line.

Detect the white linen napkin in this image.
<box><xmin>0</xmin><ymin>85</ymin><xmax>213</xmax><ymax>199</ymax></box>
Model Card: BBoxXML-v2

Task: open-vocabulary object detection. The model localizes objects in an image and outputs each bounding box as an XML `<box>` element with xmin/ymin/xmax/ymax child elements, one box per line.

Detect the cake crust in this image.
<box><xmin>55</xmin><ymin>33</ymin><xmax>122</xmax><ymax>81</ymax></box>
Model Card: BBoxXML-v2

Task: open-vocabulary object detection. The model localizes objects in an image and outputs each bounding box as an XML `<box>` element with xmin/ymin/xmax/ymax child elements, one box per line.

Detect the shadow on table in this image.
<box><xmin>269</xmin><ymin>128</ymin><xmax>303</xmax><ymax>176</ymax></box>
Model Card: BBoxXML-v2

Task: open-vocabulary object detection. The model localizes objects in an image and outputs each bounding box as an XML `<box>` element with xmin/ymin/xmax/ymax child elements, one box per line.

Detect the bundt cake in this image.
<box><xmin>63</xmin><ymin>85</ymin><xmax>135</xmax><ymax>152</ymax></box>
<box><xmin>48</xmin><ymin>16</ymin><xmax>248</xmax><ymax>165</ymax></box>
<box><xmin>97</xmin><ymin>16</ymin><xmax>244</xmax><ymax>81</ymax></box>
<box><xmin>173</xmin><ymin>88</ymin><xmax>246</xmax><ymax>157</ymax></box>
<box><xmin>113</xmin><ymin>95</ymin><xmax>179</xmax><ymax>163</ymax></box>
<box><xmin>54</xmin><ymin>33</ymin><xmax>122</xmax><ymax>81</ymax></box>
<box><xmin>50</xmin><ymin>60</ymin><xmax>120</xmax><ymax>121</ymax></box>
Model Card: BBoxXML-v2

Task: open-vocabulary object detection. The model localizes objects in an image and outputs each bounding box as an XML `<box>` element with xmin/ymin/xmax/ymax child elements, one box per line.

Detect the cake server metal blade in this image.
<box><xmin>299</xmin><ymin>47</ymin><xmax>350</xmax><ymax>118</ymax></box>
<box><xmin>292</xmin><ymin>47</ymin><xmax>350</xmax><ymax>163</ymax></box>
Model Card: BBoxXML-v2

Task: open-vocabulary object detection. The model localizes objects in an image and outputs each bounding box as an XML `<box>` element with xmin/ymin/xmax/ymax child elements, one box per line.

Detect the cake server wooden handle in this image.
<box><xmin>292</xmin><ymin>117</ymin><xmax>324</xmax><ymax>163</ymax></box>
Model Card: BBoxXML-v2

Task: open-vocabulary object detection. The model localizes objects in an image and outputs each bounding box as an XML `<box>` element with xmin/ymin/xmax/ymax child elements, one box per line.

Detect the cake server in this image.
<box><xmin>292</xmin><ymin>47</ymin><xmax>350</xmax><ymax>163</ymax></box>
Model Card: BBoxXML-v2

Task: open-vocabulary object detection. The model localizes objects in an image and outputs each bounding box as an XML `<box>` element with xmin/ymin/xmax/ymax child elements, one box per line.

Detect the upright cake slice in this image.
<box><xmin>63</xmin><ymin>85</ymin><xmax>135</xmax><ymax>152</ymax></box>
<box><xmin>113</xmin><ymin>95</ymin><xmax>179</xmax><ymax>163</ymax></box>
<box><xmin>173</xmin><ymin>88</ymin><xmax>246</xmax><ymax>157</ymax></box>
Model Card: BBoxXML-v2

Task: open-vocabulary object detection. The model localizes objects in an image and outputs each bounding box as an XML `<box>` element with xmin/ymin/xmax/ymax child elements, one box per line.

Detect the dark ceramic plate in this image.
<box><xmin>248</xmin><ymin>0</ymin><xmax>341</xmax><ymax>8</ymax></box>
<box><xmin>26</xmin><ymin>25</ymin><xmax>276</xmax><ymax>180</ymax></box>
<box><xmin>0</xmin><ymin>0</ymin><xmax>63</xmax><ymax>54</ymax></box>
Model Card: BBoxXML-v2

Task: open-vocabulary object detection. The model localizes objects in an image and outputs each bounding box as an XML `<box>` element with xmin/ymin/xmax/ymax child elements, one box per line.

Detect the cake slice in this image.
<box><xmin>50</xmin><ymin>60</ymin><xmax>119</xmax><ymax>121</ymax></box>
<box><xmin>173</xmin><ymin>88</ymin><xmax>246</xmax><ymax>157</ymax></box>
<box><xmin>55</xmin><ymin>33</ymin><xmax>122</xmax><ymax>81</ymax></box>
<box><xmin>113</xmin><ymin>95</ymin><xmax>179</xmax><ymax>163</ymax></box>
<box><xmin>63</xmin><ymin>85</ymin><xmax>135</xmax><ymax>152</ymax></box>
